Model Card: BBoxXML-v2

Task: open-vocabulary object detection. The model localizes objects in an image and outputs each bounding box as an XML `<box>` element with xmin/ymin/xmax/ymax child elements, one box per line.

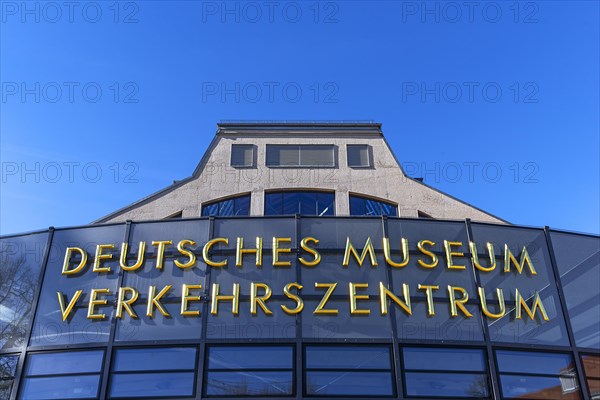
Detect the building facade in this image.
<box><xmin>0</xmin><ymin>122</ymin><xmax>598</xmax><ymax>400</ymax></box>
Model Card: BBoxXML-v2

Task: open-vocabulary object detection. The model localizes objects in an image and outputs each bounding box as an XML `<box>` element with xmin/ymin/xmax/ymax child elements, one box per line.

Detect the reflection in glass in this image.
<box><xmin>205</xmin><ymin>346</ymin><xmax>293</xmax><ymax>396</ymax></box>
<box><xmin>20</xmin><ymin>375</ymin><xmax>101</xmax><ymax>400</ymax></box>
<box><xmin>202</xmin><ymin>194</ymin><xmax>250</xmax><ymax>216</ymax></box>
<box><xmin>404</xmin><ymin>372</ymin><xmax>489</xmax><ymax>398</ymax></box>
<box><xmin>0</xmin><ymin>233</ymin><xmax>47</xmax><ymax>351</ymax></box>
<box><xmin>110</xmin><ymin>372</ymin><xmax>195</xmax><ymax>398</ymax></box>
<box><xmin>265</xmin><ymin>191</ymin><xmax>334</xmax><ymax>216</ymax></box>
<box><xmin>349</xmin><ymin>194</ymin><xmax>397</xmax><ymax>216</ymax></box>
<box><xmin>305</xmin><ymin>346</ymin><xmax>394</xmax><ymax>397</ymax></box>
<box><xmin>0</xmin><ymin>355</ymin><xmax>17</xmax><ymax>400</ymax></box>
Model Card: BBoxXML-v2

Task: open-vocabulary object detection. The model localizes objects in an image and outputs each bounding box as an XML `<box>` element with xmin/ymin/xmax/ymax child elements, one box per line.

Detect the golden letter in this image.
<box><xmin>92</xmin><ymin>244</ymin><xmax>114</xmax><ymax>273</ymax></box>
<box><xmin>181</xmin><ymin>284</ymin><xmax>202</xmax><ymax>316</ymax></box>
<box><xmin>211</xmin><ymin>283</ymin><xmax>240</xmax><ymax>315</ymax></box>
<box><xmin>146</xmin><ymin>285</ymin><xmax>172</xmax><ymax>318</ymax></box>
<box><xmin>515</xmin><ymin>289</ymin><xmax>549</xmax><ymax>321</ymax></box>
<box><xmin>343</xmin><ymin>237</ymin><xmax>378</xmax><ymax>267</ymax></box>
<box><xmin>417</xmin><ymin>240</ymin><xmax>438</xmax><ymax>268</ymax></box>
<box><xmin>152</xmin><ymin>240</ymin><xmax>172</xmax><ymax>270</ymax></box>
<box><xmin>299</xmin><ymin>237</ymin><xmax>321</xmax><ymax>266</ymax></box>
<box><xmin>478</xmin><ymin>287</ymin><xmax>506</xmax><ymax>319</ymax></box>
<box><xmin>236</xmin><ymin>237</ymin><xmax>263</xmax><ymax>267</ymax></box>
<box><xmin>57</xmin><ymin>290</ymin><xmax>83</xmax><ymax>321</ymax></box>
<box><xmin>444</xmin><ymin>240</ymin><xmax>465</xmax><ymax>270</ymax></box>
<box><xmin>448</xmin><ymin>286</ymin><xmax>473</xmax><ymax>317</ymax></box>
<box><xmin>349</xmin><ymin>282</ymin><xmax>370</xmax><ymax>315</ymax></box>
<box><xmin>272</xmin><ymin>237</ymin><xmax>292</xmax><ymax>267</ymax></box>
<box><xmin>116</xmin><ymin>287</ymin><xmax>139</xmax><ymax>319</ymax></box>
<box><xmin>175</xmin><ymin>240</ymin><xmax>196</xmax><ymax>269</ymax></box>
<box><xmin>314</xmin><ymin>282</ymin><xmax>338</xmax><ymax>314</ymax></box>
<box><xmin>383</xmin><ymin>237</ymin><xmax>409</xmax><ymax>268</ymax></box>
<box><xmin>504</xmin><ymin>244</ymin><xmax>536</xmax><ymax>275</ymax></box>
<box><xmin>87</xmin><ymin>288</ymin><xmax>110</xmax><ymax>319</ymax></box>
<box><xmin>250</xmin><ymin>283</ymin><xmax>273</xmax><ymax>315</ymax></box>
<box><xmin>203</xmin><ymin>238</ymin><xmax>228</xmax><ymax>267</ymax></box>
<box><xmin>281</xmin><ymin>282</ymin><xmax>304</xmax><ymax>314</ymax></box>
<box><xmin>62</xmin><ymin>247</ymin><xmax>87</xmax><ymax>275</ymax></box>
<box><xmin>379</xmin><ymin>282</ymin><xmax>411</xmax><ymax>315</ymax></box>
<box><xmin>120</xmin><ymin>242</ymin><xmax>145</xmax><ymax>271</ymax></box>
<box><xmin>470</xmin><ymin>242</ymin><xmax>496</xmax><ymax>272</ymax></box>
<box><xmin>418</xmin><ymin>284</ymin><xmax>439</xmax><ymax>316</ymax></box>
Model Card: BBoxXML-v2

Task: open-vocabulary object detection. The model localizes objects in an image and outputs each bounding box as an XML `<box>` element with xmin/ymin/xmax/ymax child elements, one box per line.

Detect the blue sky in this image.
<box><xmin>1</xmin><ymin>1</ymin><xmax>598</xmax><ymax>235</ymax></box>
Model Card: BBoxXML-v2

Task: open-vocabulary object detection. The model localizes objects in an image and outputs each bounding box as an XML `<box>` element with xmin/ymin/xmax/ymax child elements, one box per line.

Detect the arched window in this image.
<box><xmin>201</xmin><ymin>194</ymin><xmax>251</xmax><ymax>216</ymax></box>
<box><xmin>265</xmin><ymin>191</ymin><xmax>335</xmax><ymax>216</ymax></box>
<box><xmin>349</xmin><ymin>194</ymin><xmax>397</xmax><ymax>216</ymax></box>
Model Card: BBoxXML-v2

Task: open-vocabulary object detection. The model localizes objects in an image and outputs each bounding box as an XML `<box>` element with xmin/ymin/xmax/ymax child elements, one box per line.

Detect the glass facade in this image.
<box><xmin>0</xmin><ymin>218</ymin><xmax>597</xmax><ymax>399</ymax></box>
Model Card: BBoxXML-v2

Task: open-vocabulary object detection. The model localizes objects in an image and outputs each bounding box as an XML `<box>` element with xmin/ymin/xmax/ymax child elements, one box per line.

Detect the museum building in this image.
<box><xmin>0</xmin><ymin>122</ymin><xmax>598</xmax><ymax>400</ymax></box>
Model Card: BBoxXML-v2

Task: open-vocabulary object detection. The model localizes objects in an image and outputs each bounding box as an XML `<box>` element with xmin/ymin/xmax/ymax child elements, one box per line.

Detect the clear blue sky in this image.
<box><xmin>1</xmin><ymin>1</ymin><xmax>598</xmax><ymax>235</ymax></box>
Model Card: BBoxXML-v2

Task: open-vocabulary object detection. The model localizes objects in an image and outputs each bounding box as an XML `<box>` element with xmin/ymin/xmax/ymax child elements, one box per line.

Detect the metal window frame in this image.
<box><xmin>346</xmin><ymin>144</ymin><xmax>373</xmax><ymax>168</ymax></box>
<box><xmin>230</xmin><ymin>144</ymin><xmax>256</xmax><ymax>168</ymax></box>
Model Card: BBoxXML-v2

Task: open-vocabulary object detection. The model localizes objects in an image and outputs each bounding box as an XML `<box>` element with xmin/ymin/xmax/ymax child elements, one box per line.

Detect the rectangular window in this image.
<box><xmin>266</xmin><ymin>145</ymin><xmax>335</xmax><ymax>167</ymax></box>
<box><xmin>496</xmin><ymin>350</ymin><xmax>581</xmax><ymax>399</ymax></box>
<box><xmin>0</xmin><ymin>355</ymin><xmax>18</xmax><ymax>400</ymax></box>
<box><xmin>402</xmin><ymin>347</ymin><xmax>489</xmax><ymax>398</ymax></box>
<box><xmin>304</xmin><ymin>346</ymin><xmax>395</xmax><ymax>397</ymax></box>
<box><xmin>231</xmin><ymin>144</ymin><xmax>255</xmax><ymax>167</ymax></box>
<box><xmin>20</xmin><ymin>350</ymin><xmax>104</xmax><ymax>399</ymax></box>
<box><xmin>204</xmin><ymin>346</ymin><xmax>293</xmax><ymax>397</ymax></box>
<box><xmin>109</xmin><ymin>347</ymin><xmax>196</xmax><ymax>398</ymax></box>
<box><xmin>347</xmin><ymin>144</ymin><xmax>372</xmax><ymax>167</ymax></box>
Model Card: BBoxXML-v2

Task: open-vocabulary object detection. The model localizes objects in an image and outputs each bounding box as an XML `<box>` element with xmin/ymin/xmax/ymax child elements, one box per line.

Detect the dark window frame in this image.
<box><xmin>303</xmin><ymin>344</ymin><xmax>396</xmax><ymax>398</ymax></box>
<box><xmin>346</xmin><ymin>144</ymin><xmax>373</xmax><ymax>168</ymax></box>
<box><xmin>203</xmin><ymin>344</ymin><xmax>295</xmax><ymax>398</ymax></box>
<box><xmin>230</xmin><ymin>144</ymin><xmax>257</xmax><ymax>168</ymax></box>
<box><xmin>107</xmin><ymin>346</ymin><xmax>198</xmax><ymax>399</ymax></box>
<box><xmin>266</xmin><ymin>144</ymin><xmax>337</xmax><ymax>168</ymax></box>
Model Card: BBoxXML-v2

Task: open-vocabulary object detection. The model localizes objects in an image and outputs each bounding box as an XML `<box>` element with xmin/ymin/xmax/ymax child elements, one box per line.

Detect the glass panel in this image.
<box><xmin>283</xmin><ymin>192</ymin><xmax>300</xmax><ymax>214</ymax></box>
<box><xmin>317</xmin><ymin>192</ymin><xmax>335</xmax><ymax>216</ymax></box>
<box><xmin>205</xmin><ymin>371</ymin><xmax>292</xmax><ymax>396</ymax></box>
<box><xmin>500</xmin><ymin>374</ymin><xmax>581</xmax><ymax>399</ymax></box>
<box><xmin>265</xmin><ymin>193</ymin><xmax>283</xmax><ymax>215</ymax></box>
<box><xmin>0</xmin><ymin>380</ymin><xmax>12</xmax><ymax>400</ymax></box>
<box><xmin>496</xmin><ymin>350</ymin><xmax>574</xmax><ymax>375</ymax></box>
<box><xmin>208</xmin><ymin>347</ymin><xmax>292</xmax><ymax>370</ymax></box>
<box><xmin>202</xmin><ymin>195</ymin><xmax>250</xmax><ymax>217</ymax></box>
<box><xmin>0</xmin><ymin>232</ymin><xmax>48</xmax><ymax>351</ymax></box>
<box><xmin>300</xmin><ymin>145</ymin><xmax>334</xmax><ymax>167</ymax></box>
<box><xmin>235</xmin><ymin>195</ymin><xmax>251</xmax><ymax>216</ymax></box>
<box><xmin>202</xmin><ymin>203</ymin><xmax>219</xmax><ymax>216</ymax></box>
<box><xmin>347</xmin><ymin>145</ymin><xmax>370</xmax><ymax>167</ymax></box>
<box><xmin>587</xmin><ymin>379</ymin><xmax>600</xmax><ymax>399</ymax></box>
<box><xmin>113</xmin><ymin>347</ymin><xmax>196</xmax><ymax>372</ymax></box>
<box><xmin>349</xmin><ymin>196</ymin><xmax>366</xmax><ymax>216</ymax></box>
<box><xmin>300</xmin><ymin>217</ymin><xmax>383</xmax><ymax>249</ymax></box>
<box><xmin>471</xmin><ymin>224</ymin><xmax>570</xmax><ymax>346</ymax></box>
<box><xmin>231</xmin><ymin>144</ymin><xmax>254</xmax><ymax>167</ymax></box>
<box><xmin>20</xmin><ymin>375</ymin><xmax>100</xmax><ymax>399</ymax></box>
<box><xmin>404</xmin><ymin>372</ymin><xmax>489</xmax><ymax>398</ymax></box>
<box><xmin>30</xmin><ymin>225</ymin><xmax>125</xmax><ymax>346</ymax></box>
<box><xmin>582</xmin><ymin>355</ymin><xmax>600</xmax><ymax>378</ymax></box>
<box><xmin>550</xmin><ymin>232</ymin><xmax>600</xmax><ymax>350</ymax></box>
<box><xmin>302</xmin><ymin>299</ymin><xmax>392</xmax><ymax>339</ymax></box>
<box><xmin>109</xmin><ymin>372</ymin><xmax>194</xmax><ymax>398</ymax></box>
<box><xmin>26</xmin><ymin>351</ymin><xmax>103</xmax><ymax>376</ymax></box>
<box><xmin>219</xmin><ymin>199</ymin><xmax>234</xmax><ymax>216</ymax></box>
<box><xmin>213</xmin><ymin>218</ymin><xmax>296</xmax><ymax>249</ymax></box>
<box><xmin>0</xmin><ymin>356</ymin><xmax>17</xmax><ymax>379</ymax></box>
<box><xmin>349</xmin><ymin>195</ymin><xmax>396</xmax><ymax>216</ymax></box>
<box><xmin>306</xmin><ymin>371</ymin><xmax>393</xmax><ymax>396</ymax></box>
<box><xmin>306</xmin><ymin>346</ymin><xmax>391</xmax><ymax>369</ymax></box>
<box><xmin>299</xmin><ymin>192</ymin><xmax>317</xmax><ymax>216</ymax></box>
<box><xmin>403</xmin><ymin>348</ymin><xmax>485</xmax><ymax>372</ymax></box>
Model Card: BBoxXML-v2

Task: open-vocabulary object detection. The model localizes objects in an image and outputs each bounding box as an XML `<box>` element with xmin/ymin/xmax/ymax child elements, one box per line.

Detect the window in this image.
<box><xmin>265</xmin><ymin>191</ymin><xmax>334</xmax><ymax>216</ymax></box>
<box><xmin>304</xmin><ymin>346</ymin><xmax>394</xmax><ymax>397</ymax></box>
<box><xmin>231</xmin><ymin>144</ymin><xmax>255</xmax><ymax>167</ymax></box>
<box><xmin>402</xmin><ymin>347</ymin><xmax>489</xmax><ymax>398</ymax></box>
<box><xmin>204</xmin><ymin>346</ymin><xmax>293</xmax><ymax>397</ymax></box>
<box><xmin>202</xmin><ymin>194</ymin><xmax>250</xmax><ymax>216</ymax></box>
<box><xmin>0</xmin><ymin>355</ymin><xmax>18</xmax><ymax>400</ymax></box>
<box><xmin>20</xmin><ymin>350</ymin><xmax>104</xmax><ymax>399</ymax></box>
<box><xmin>582</xmin><ymin>355</ymin><xmax>600</xmax><ymax>399</ymax></box>
<box><xmin>349</xmin><ymin>194</ymin><xmax>397</xmax><ymax>216</ymax></box>
<box><xmin>496</xmin><ymin>350</ymin><xmax>581</xmax><ymax>399</ymax></box>
<box><xmin>109</xmin><ymin>347</ymin><xmax>196</xmax><ymax>398</ymax></box>
<box><xmin>164</xmin><ymin>210</ymin><xmax>183</xmax><ymax>219</ymax></box>
<box><xmin>417</xmin><ymin>210</ymin><xmax>433</xmax><ymax>219</ymax></box>
<box><xmin>266</xmin><ymin>145</ymin><xmax>335</xmax><ymax>167</ymax></box>
<box><xmin>347</xmin><ymin>144</ymin><xmax>372</xmax><ymax>167</ymax></box>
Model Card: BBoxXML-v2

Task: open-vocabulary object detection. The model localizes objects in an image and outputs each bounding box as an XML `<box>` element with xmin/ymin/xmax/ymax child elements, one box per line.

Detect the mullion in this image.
<box><xmin>403</xmin><ymin>369</ymin><xmax>485</xmax><ymax>374</ymax></box>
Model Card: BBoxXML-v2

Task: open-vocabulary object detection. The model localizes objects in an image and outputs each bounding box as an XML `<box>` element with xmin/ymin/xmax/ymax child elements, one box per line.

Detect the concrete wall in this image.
<box><xmin>95</xmin><ymin>129</ymin><xmax>505</xmax><ymax>224</ymax></box>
